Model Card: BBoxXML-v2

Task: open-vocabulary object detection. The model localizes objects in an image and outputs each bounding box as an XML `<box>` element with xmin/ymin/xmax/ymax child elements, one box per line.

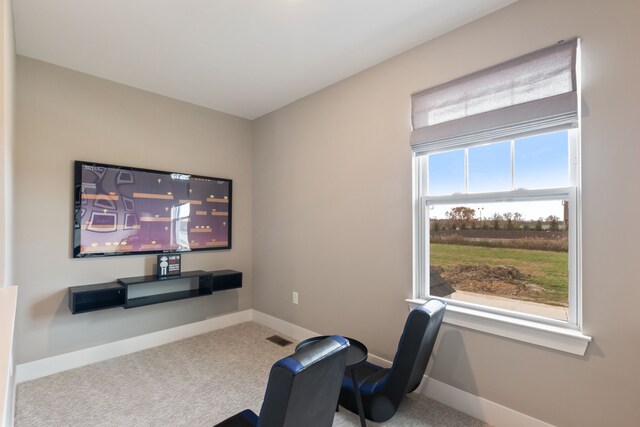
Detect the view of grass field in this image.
<box><xmin>431</xmin><ymin>243</ymin><xmax>568</xmax><ymax>306</ymax></box>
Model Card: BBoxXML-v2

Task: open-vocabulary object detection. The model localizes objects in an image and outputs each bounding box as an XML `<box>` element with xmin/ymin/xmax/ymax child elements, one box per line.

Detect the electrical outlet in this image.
<box><xmin>292</xmin><ymin>291</ymin><xmax>299</xmax><ymax>305</ymax></box>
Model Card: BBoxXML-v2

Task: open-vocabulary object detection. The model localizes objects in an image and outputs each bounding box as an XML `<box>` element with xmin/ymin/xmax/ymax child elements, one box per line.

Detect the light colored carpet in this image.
<box><xmin>15</xmin><ymin>322</ymin><xmax>488</xmax><ymax>426</ymax></box>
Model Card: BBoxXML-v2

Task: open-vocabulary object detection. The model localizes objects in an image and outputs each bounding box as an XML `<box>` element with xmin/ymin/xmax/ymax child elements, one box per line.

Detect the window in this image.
<box><xmin>417</xmin><ymin>129</ymin><xmax>577</xmax><ymax>324</ymax></box>
<box><xmin>410</xmin><ymin>39</ymin><xmax>590</xmax><ymax>354</ymax></box>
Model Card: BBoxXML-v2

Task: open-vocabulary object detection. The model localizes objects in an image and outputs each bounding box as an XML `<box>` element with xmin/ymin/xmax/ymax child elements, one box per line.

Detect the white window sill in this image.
<box><xmin>406</xmin><ymin>298</ymin><xmax>591</xmax><ymax>356</ymax></box>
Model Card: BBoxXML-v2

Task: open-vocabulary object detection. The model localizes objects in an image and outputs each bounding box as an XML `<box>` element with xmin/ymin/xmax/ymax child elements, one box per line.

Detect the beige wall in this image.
<box><xmin>252</xmin><ymin>0</ymin><xmax>640</xmax><ymax>425</ymax></box>
<box><xmin>14</xmin><ymin>56</ymin><xmax>253</xmax><ymax>363</ymax></box>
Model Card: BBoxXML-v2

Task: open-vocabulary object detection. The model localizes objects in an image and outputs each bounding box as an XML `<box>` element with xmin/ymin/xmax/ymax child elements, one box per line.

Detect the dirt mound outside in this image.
<box><xmin>436</xmin><ymin>264</ymin><xmax>544</xmax><ymax>299</ymax></box>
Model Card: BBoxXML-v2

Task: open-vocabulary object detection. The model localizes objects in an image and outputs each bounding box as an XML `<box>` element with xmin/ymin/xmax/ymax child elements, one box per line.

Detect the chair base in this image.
<box><xmin>213</xmin><ymin>409</ymin><xmax>258</xmax><ymax>427</ymax></box>
<box><xmin>339</xmin><ymin>390</ymin><xmax>399</xmax><ymax>423</ymax></box>
<box><xmin>339</xmin><ymin>362</ymin><xmax>398</xmax><ymax>423</ymax></box>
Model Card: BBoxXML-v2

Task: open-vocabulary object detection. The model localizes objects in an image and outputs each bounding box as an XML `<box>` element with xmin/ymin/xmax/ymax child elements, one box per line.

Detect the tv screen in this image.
<box><xmin>73</xmin><ymin>161</ymin><xmax>232</xmax><ymax>258</ymax></box>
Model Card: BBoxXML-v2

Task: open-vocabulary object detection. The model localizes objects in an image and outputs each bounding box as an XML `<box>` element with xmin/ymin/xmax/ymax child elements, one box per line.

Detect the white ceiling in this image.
<box><xmin>13</xmin><ymin>0</ymin><xmax>517</xmax><ymax>120</ymax></box>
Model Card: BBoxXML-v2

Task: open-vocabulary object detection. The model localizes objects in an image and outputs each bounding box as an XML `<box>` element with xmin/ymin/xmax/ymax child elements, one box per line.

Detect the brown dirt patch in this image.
<box><xmin>434</xmin><ymin>264</ymin><xmax>544</xmax><ymax>299</ymax></box>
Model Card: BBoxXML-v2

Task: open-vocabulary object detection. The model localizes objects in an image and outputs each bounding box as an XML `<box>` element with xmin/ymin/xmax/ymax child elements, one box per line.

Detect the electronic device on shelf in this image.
<box><xmin>73</xmin><ymin>160</ymin><xmax>232</xmax><ymax>258</ymax></box>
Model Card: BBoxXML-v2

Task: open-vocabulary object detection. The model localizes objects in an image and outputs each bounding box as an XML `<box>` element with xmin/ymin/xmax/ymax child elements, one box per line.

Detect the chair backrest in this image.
<box><xmin>385</xmin><ymin>300</ymin><xmax>446</xmax><ymax>398</ymax></box>
<box><xmin>258</xmin><ymin>336</ymin><xmax>349</xmax><ymax>427</ymax></box>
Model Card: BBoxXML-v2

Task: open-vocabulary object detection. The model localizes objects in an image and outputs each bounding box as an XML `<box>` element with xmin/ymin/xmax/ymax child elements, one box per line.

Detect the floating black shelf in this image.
<box><xmin>68</xmin><ymin>269</ymin><xmax>242</xmax><ymax>314</ymax></box>
<box><xmin>69</xmin><ymin>281</ymin><xmax>126</xmax><ymax>314</ymax></box>
<box><xmin>211</xmin><ymin>270</ymin><xmax>243</xmax><ymax>292</ymax></box>
<box><xmin>117</xmin><ymin>270</ymin><xmax>210</xmax><ymax>286</ymax></box>
<box><xmin>125</xmin><ymin>289</ymin><xmax>206</xmax><ymax>308</ymax></box>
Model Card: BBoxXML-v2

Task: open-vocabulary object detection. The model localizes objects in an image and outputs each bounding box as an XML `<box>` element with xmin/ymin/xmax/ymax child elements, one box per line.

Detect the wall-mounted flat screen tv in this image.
<box><xmin>73</xmin><ymin>161</ymin><xmax>232</xmax><ymax>258</ymax></box>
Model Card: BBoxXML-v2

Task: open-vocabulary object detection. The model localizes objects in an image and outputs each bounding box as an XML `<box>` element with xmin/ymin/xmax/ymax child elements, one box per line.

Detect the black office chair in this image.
<box><xmin>214</xmin><ymin>335</ymin><xmax>350</xmax><ymax>427</ymax></box>
<box><xmin>338</xmin><ymin>300</ymin><xmax>446</xmax><ymax>422</ymax></box>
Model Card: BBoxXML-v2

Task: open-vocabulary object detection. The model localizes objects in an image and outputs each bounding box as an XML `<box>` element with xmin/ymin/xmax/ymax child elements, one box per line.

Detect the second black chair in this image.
<box><xmin>338</xmin><ymin>300</ymin><xmax>446</xmax><ymax>423</ymax></box>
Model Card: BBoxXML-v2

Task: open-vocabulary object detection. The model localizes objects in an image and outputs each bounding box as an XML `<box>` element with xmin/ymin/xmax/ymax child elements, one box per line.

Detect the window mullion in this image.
<box><xmin>568</xmin><ymin>128</ymin><xmax>578</xmax><ymax>187</ymax></box>
<box><xmin>510</xmin><ymin>139</ymin><xmax>515</xmax><ymax>190</ymax></box>
<box><xmin>567</xmin><ymin>188</ymin><xmax>578</xmax><ymax>325</ymax></box>
<box><xmin>464</xmin><ymin>147</ymin><xmax>469</xmax><ymax>193</ymax></box>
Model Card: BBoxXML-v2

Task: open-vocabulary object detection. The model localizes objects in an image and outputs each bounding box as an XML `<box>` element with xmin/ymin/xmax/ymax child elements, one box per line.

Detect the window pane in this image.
<box><xmin>515</xmin><ymin>130</ymin><xmax>569</xmax><ymax>189</ymax></box>
<box><xmin>429</xmin><ymin>199</ymin><xmax>569</xmax><ymax>321</ymax></box>
<box><xmin>468</xmin><ymin>141</ymin><xmax>511</xmax><ymax>193</ymax></box>
<box><xmin>428</xmin><ymin>149</ymin><xmax>464</xmax><ymax>196</ymax></box>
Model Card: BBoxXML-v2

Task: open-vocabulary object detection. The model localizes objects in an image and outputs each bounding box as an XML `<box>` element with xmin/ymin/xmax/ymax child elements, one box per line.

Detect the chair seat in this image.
<box><xmin>342</xmin><ymin>361</ymin><xmax>390</xmax><ymax>395</ymax></box>
<box><xmin>214</xmin><ymin>409</ymin><xmax>258</xmax><ymax>427</ymax></box>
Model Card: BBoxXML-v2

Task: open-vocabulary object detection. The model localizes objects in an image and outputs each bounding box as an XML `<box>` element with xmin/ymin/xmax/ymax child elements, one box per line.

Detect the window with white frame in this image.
<box><xmin>411</xmin><ymin>39</ymin><xmax>582</xmax><ymax>330</ymax></box>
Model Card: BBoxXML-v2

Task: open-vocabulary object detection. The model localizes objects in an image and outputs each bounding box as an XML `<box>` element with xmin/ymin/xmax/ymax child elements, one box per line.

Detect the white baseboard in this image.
<box><xmin>249</xmin><ymin>310</ymin><xmax>398</xmax><ymax>366</ymax></box>
<box><xmin>13</xmin><ymin>308</ymin><xmax>553</xmax><ymax>427</ymax></box>
<box><xmin>249</xmin><ymin>309</ymin><xmax>318</xmax><ymax>342</ymax></box>
<box><xmin>15</xmin><ymin>309</ymin><xmax>252</xmax><ymax>384</ymax></box>
<box><xmin>2</xmin><ymin>353</ymin><xmax>15</xmax><ymax>427</ymax></box>
<box><xmin>0</xmin><ymin>286</ymin><xmax>18</xmax><ymax>427</ymax></box>
<box><xmin>418</xmin><ymin>376</ymin><xmax>554</xmax><ymax>427</ymax></box>
<box><xmin>5</xmin><ymin>373</ymin><xmax>14</xmax><ymax>427</ymax></box>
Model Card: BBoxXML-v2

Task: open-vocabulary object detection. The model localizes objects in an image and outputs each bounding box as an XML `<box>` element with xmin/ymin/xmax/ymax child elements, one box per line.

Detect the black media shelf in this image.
<box><xmin>122</xmin><ymin>270</ymin><xmax>214</xmax><ymax>309</ymax></box>
<box><xmin>69</xmin><ymin>282</ymin><xmax>125</xmax><ymax>314</ymax></box>
<box><xmin>125</xmin><ymin>289</ymin><xmax>206</xmax><ymax>308</ymax></box>
<box><xmin>211</xmin><ymin>270</ymin><xmax>243</xmax><ymax>292</ymax></box>
<box><xmin>117</xmin><ymin>270</ymin><xmax>210</xmax><ymax>286</ymax></box>
<box><xmin>68</xmin><ymin>269</ymin><xmax>242</xmax><ymax>314</ymax></box>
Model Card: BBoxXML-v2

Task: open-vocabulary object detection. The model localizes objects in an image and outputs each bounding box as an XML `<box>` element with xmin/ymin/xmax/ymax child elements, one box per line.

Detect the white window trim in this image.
<box><xmin>406</xmin><ymin>297</ymin><xmax>591</xmax><ymax>355</ymax></box>
<box><xmin>412</xmin><ymin>129</ymin><xmax>591</xmax><ymax>356</ymax></box>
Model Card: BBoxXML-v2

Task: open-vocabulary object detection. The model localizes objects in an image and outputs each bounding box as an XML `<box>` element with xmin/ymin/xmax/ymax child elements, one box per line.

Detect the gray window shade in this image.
<box><xmin>411</xmin><ymin>38</ymin><xmax>579</xmax><ymax>152</ymax></box>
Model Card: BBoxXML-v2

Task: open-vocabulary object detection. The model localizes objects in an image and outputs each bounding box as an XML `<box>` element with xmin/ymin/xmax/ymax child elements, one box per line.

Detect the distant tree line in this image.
<box><xmin>433</xmin><ymin>206</ymin><xmax>563</xmax><ymax>232</ymax></box>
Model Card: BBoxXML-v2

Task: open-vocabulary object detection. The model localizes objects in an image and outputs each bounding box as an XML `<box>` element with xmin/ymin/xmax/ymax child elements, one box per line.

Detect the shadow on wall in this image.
<box><xmin>428</xmin><ymin>328</ymin><xmax>478</xmax><ymax>395</ymax></box>
<box><xmin>428</xmin><ymin>325</ymin><xmax>604</xmax><ymax>396</ymax></box>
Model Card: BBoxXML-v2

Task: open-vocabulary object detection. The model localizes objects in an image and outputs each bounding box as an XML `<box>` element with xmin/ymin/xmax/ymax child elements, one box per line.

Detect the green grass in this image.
<box><xmin>430</xmin><ymin>243</ymin><xmax>568</xmax><ymax>305</ymax></box>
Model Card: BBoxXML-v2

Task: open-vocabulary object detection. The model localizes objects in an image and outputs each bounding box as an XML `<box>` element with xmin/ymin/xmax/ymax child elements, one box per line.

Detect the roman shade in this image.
<box><xmin>410</xmin><ymin>38</ymin><xmax>579</xmax><ymax>152</ymax></box>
